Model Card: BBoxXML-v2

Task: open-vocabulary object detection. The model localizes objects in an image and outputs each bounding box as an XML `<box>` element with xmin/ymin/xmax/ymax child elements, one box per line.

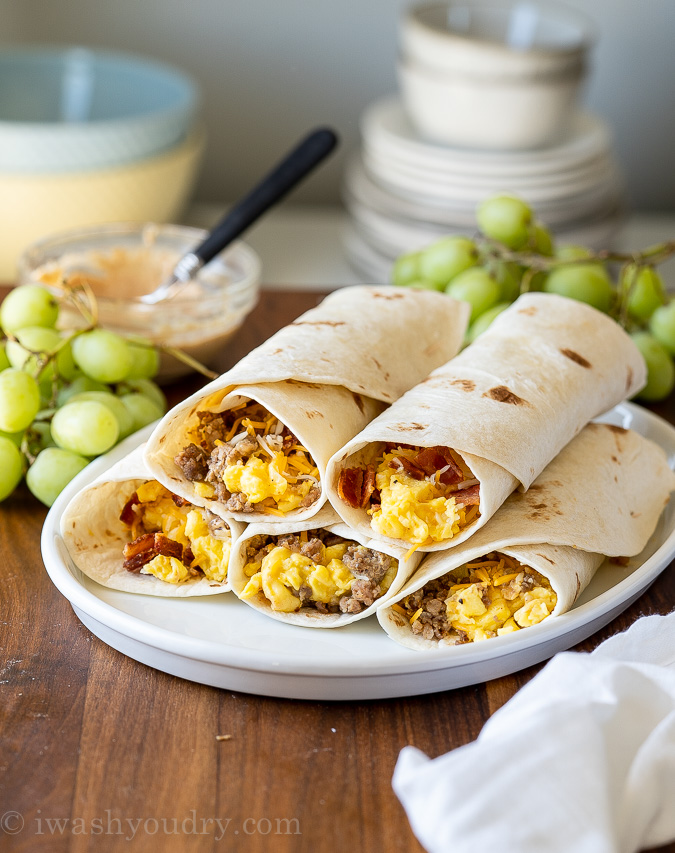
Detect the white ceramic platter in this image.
<box><xmin>42</xmin><ymin>404</ymin><xmax>675</xmax><ymax>702</ymax></box>
<box><xmin>344</xmin><ymin>156</ymin><xmax>624</xmax><ymax>229</ymax></box>
<box><xmin>362</xmin><ymin>98</ymin><xmax>613</xmax><ymax>177</ymax></box>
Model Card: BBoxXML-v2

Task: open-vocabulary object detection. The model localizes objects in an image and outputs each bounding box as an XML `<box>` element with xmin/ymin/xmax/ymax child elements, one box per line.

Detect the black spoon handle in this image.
<box><xmin>193</xmin><ymin>127</ymin><xmax>339</xmax><ymax>266</ymax></box>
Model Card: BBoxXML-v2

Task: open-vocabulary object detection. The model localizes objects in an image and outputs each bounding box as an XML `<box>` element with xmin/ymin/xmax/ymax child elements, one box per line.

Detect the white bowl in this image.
<box><xmin>401</xmin><ymin>1</ymin><xmax>594</xmax><ymax>78</ymax></box>
<box><xmin>0</xmin><ymin>46</ymin><xmax>199</xmax><ymax>172</ymax></box>
<box><xmin>398</xmin><ymin>57</ymin><xmax>582</xmax><ymax>149</ymax></box>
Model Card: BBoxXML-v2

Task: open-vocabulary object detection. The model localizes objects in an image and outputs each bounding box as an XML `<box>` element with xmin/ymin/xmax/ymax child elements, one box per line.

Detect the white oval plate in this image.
<box><xmin>42</xmin><ymin>403</ymin><xmax>675</xmax><ymax>701</ymax></box>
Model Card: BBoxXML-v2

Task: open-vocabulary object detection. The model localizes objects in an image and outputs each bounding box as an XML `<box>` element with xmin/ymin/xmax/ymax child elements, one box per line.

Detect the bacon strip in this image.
<box><xmin>453</xmin><ymin>484</ymin><xmax>480</xmax><ymax>506</ymax></box>
<box><xmin>119</xmin><ymin>491</ymin><xmax>139</xmax><ymax>526</ymax></box>
<box><xmin>123</xmin><ymin>532</ymin><xmax>186</xmax><ymax>573</ymax></box>
<box><xmin>337</xmin><ymin>465</ymin><xmax>376</xmax><ymax>508</ymax></box>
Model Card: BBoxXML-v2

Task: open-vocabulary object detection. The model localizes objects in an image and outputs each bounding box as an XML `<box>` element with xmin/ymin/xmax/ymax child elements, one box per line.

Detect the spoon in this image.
<box><xmin>141</xmin><ymin>126</ymin><xmax>339</xmax><ymax>304</ymax></box>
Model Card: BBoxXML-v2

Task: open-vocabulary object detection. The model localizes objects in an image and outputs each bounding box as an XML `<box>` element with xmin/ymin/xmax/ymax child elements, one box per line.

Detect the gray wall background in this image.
<box><xmin>2</xmin><ymin>0</ymin><xmax>674</xmax><ymax>211</ymax></box>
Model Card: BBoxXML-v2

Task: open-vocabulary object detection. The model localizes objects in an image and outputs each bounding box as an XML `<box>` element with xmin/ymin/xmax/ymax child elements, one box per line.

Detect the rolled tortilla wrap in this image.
<box><xmin>60</xmin><ymin>445</ymin><xmax>245</xmax><ymax>597</ymax></box>
<box><xmin>326</xmin><ymin>292</ymin><xmax>647</xmax><ymax>552</ymax></box>
<box><xmin>228</xmin><ymin>504</ymin><xmax>423</xmax><ymax>627</ymax></box>
<box><xmin>377</xmin><ymin>423</ymin><xmax>675</xmax><ymax>648</ymax></box>
<box><xmin>144</xmin><ymin>285</ymin><xmax>470</xmax><ymax>523</ymax></box>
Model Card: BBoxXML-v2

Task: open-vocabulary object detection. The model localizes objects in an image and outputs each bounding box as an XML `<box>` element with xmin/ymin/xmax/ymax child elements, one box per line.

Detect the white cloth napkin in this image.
<box><xmin>393</xmin><ymin>611</ymin><xmax>675</xmax><ymax>853</ymax></box>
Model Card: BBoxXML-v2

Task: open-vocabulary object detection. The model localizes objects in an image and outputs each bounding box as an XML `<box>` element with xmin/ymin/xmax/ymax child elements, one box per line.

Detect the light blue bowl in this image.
<box><xmin>0</xmin><ymin>46</ymin><xmax>200</xmax><ymax>172</ymax></box>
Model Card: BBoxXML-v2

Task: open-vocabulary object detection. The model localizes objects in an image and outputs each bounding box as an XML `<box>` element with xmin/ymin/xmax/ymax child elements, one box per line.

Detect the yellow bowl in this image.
<box><xmin>0</xmin><ymin>124</ymin><xmax>205</xmax><ymax>281</ymax></box>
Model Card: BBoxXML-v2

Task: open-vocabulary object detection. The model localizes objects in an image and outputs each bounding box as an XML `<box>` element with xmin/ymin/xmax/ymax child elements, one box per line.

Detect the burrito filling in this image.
<box><xmin>120</xmin><ymin>480</ymin><xmax>232</xmax><ymax>584</ymax></box>
<box><xmin>338</xmin><ymin>444</ymin><xmax>480</xmax><ymax>546</ymax></box>
<box><xmin>240</xmin><ymin>529</ymin><xmax>398</xmax><ymax>614</ymax></box>
<box><xmin>395</xmin><ymin>552</ymin><xmax>556</xmax><ymax>643</ymax></box>
<box><xmin>174</xmin><ymin>401</ymin><xmax>321</xmax><ymax>515</ymax></box>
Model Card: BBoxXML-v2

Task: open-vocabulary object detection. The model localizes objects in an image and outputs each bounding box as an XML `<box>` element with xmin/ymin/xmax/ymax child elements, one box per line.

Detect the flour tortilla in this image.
<box><xmin>144</xmin><ymin>285</ymin><xmax>470</xmax><ymax>523</ymax></box>
<box><xmin>228</xmin><ymin>504</ymin><xmax>423</xmax><ymax>627</ymax></box>
<box><xmin>377</xmin><ymin>423</ymin><xmax>675</xmax><ymax>649</ymax></box>
<box><xmin>60</xmin><ymin>445</ymin><xmax>245</xmax><ymax>597</ymax></box>
<box><xmin>326</xmin><ymin>292</ymin><xmax>647</xmax><ymax>551</ymax></box>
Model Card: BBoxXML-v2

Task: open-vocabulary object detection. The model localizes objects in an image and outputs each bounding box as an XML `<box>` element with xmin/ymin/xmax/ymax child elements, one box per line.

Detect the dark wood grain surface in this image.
<box><xmin>1</xmin><ymin>287</ymin><xmax>674</xmax><ymax>853</ymax></box>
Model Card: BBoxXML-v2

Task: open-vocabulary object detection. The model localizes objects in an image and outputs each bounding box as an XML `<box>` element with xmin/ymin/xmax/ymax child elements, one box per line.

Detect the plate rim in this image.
<box><xmin>41</xmin><ymin>403</ymin><xmax>675</xmax><ymax>680</ymax></box>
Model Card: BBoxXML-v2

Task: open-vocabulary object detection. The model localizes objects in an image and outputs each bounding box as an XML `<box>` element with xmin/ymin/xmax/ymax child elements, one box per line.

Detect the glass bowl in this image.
<box><xmin>18</xmin><ymin>222</ymin><xmax>261</xmax><ymax>382</ymax></box>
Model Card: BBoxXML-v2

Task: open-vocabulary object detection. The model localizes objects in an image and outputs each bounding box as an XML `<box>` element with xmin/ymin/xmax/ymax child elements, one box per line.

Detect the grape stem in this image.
<box><xmin>479</xmin><ymin>239</ymin><xmax>675</xmax><ymax>272</ymax></box>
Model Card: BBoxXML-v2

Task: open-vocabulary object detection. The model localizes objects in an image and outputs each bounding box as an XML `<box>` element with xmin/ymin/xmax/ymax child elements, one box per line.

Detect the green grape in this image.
<box><xmin>555</xmin><ymin>244</ymin><xmax>592</xmax><ymax>261</ymax></box>
<box><xmin>405</xmin><ymin>280</ymin><xmax>445</xmax><ymax>291</ymax></box>
<box><xmin>649</xmin><ymin>301</ymin><xmax>675</xmax><ymax>355</ymax></box>
<box><xmin>631</xmin><ymin>332</ymin><xmax>675</xmax><ymax>401</ymax></box>
<box><xmin>418</xmin><ymin>237</ymin><xmax>478</xmax><ymax>287</ymax></box>
<box><xmin>494</xmin><ymin>262</ymin><xmax>522</xmax><ymax>302</ymax></box>
<box><xmin>622</xmin><ymin>265</ymin><xmax>664</xmax><ymax>321</ymax></box>
<box><xmin>51</xmin><ymin>400</ymin><xmax>119</xmax><ymax>456</ymax></box>
<box><xmin>118</xmin><ymin>378</ymin><xmax>166</xmax><ymax>412</ymax></box>
<box><xmin>26</xmin><ymin>447</ymin><xmax>89</xmax><ymax>507</ymax></box>
<box><xmin>391</xmin><ymin>252</ymin><xmax>423</xmax><ymax>288</ymax></box>
<box><xmin>0</xmin><ymin>284</ymin><xmax>59</xmax><ymax>334</ymax></box>
<box><xmin>476</xmin><ymin>195</ymin><xmax>532</xmax><ymax>249</ymax></box>
<box><xmin>0</xmin><ymin>369</ymin><xmax>41</xmax><ymax>432</ymax></box>
<box><xmin>0</xmin><ymin>436</ymin><xmax>24</xmax><ymax>501</ymax></box>
<box><xmin>56</xmin><ymin>375</ymin><xmax>109</xmax><ymax>407</ymax></box>
<box><xmin>67</xmin><ymin>391</ymin><xmax>135</xmax><ymax>440</ymax></box>
<box><xmin>0</xmin><ymin>342</ymin><xmax>9</xmax><ymax>372</ymax></box>
<box><xmin>126</xmin><ymin>337</ymin><xmax>160</xmax><ymax>380</ymax></box>
<box><xmin>445</xmin><ymin>267</ymin><xmax>500</xmax><ymax>323</ymax></box>
<box><xmin>466</xmin><ymin>302</ymin><xmax>512</xmax><ymax>343</ymax></box>
<box><xmin>72</xmin><ymin>329</ymin><xmax>132</xmax><ymax>383</ymax></box>
<box><xmin>532</xmin><ymin>223</ymin><xmax>554</xmax><ymax>256</ymax></box>
<box><xmin>6</xmin><ymin>326</ymin><xmax>76</xmax><ymax>382</ymax></box>
<box><xmin>119</xmin><ymin>393</ymin><xmax>164</xmax><ymax>432</ymax></box>
<box><xmin>543</xmin><ymin>263</ymin><xmax>613</xmax><ymax>313</ymax></box>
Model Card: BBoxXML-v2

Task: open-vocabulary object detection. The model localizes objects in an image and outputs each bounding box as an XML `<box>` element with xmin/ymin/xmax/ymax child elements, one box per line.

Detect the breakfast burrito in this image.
<box><xmin>228</xmin><ymin>505</ymin><xmax>423</xmax><ymax>627</ymax></box>
<box><xmin>61</xmin><ymin>445</ymin><xmax>244</xmax><ymax>596</ymax></box>
<box><xmin>144</xmin><ymin>286</ymin><xmax>470</xmax><ymax>523</ymax></box>
<box><xmin>326</xmin><ymin>292</ymin><xmax>647</xmax><ymax>552</ymax></box>
<box><xmin>377</xmin><ymin>423</ymin><xmax>675</xmax><ymax>648</ymax></box>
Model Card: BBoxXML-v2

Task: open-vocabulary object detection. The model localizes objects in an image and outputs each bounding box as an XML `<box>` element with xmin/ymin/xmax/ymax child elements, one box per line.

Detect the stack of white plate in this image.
<box><xmin>343</xmin><ymin>97</ymin><xmax>625</xmax><ymax>283</ymax></box>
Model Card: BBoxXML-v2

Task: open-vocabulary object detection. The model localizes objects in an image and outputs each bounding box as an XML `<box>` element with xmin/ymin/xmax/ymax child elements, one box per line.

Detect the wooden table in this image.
<box><xmin>1</xmin><ymin>288</ymin><xmax>674</xmax><ymax>853</ymax></box>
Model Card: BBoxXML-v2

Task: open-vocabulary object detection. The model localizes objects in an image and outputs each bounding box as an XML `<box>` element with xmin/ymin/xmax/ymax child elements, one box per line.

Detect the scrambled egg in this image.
<box><xmin>190</xmin><ymin>403</ymin><xmax>319</xmax><ymax>515</ymax></box>
<box><xmin>443</xmin><ymin>557</ymin><xmax>557</xmax><ymax>641</ymax></box>
<box><xmin>240</xmin><ymin>542</ymin><xmax>356</xmax><ymax>612</ymax></box>
<box><xmin>369</xmin><ymin>449</ymin><xmax>476</xmax><ymax>545</ymax></box>
<box><xmin>222</xmin><ymin>454</ymin><xmax>314</xmax><ymax>513</ymax></box>
<box><xmin>130</xmin><ymin>480</ymin><xmax>231</xmax><ymax>584</ymax></box>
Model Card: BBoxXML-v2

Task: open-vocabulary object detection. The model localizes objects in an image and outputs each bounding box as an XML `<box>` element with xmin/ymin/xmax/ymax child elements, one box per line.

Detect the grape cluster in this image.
<box><xmin>0</xmin><ymin>284</ymin><xmax>167</xmax><ymax>506</ymax></box>
<box><xmin>392</xmin><ymin>194</ymin><xmax>675</xmax><ymax>402</ymax></box>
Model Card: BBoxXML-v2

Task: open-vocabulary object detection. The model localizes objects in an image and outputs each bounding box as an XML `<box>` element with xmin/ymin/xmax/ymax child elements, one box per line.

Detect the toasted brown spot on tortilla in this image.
<box><xmin>104</xmin><ymin>529</ymin><xmax>114</xmax><ymax>537</ymax></box>
<box><xmin>272</xmin><ymin>348</ymin><xmax>284</xmax><ymax>355</ymax></box>
<box><xmin>372</xmin><ymin>357</ymin><xmax>383</xmax><ymax>370</ymax></box>
<box><xmin>423</xmin><ymin>343</ymin><xmax>442</xmax><ymax>357</ymax></box>
<box><xmin>159</xmin><ymin>435</ymin><xmax>166</xmax><ymax>445</ymax></box>
<box><xmin>484</xmin><ymin>386</ymin><xmax>528</xmax><ymax>405</ymax></box>
<box><xmin>305</xmin><ymin>410</ymin><xmax>324</xmax><ymax>420</ymax></box>
<box><xmin>611</xmin><ymin>455</ymin><xmax>619</xmax><ymax>463</ymax></box>
<box><xmin>527</xmin><ymin>510</ymin><xmax>550</xmax><ymax>521</ymax></box>
<box><xmin>606</xmin><ymin>425</ymin><xmax>628</xmax><ymax>434</ymax></box>
<box><xmin>449</xmin><ymin>379</ymin><xmax>476</xmax><ymax>392</ymax></box>
<box><xmin>626</xmin><ymin>366</ymin><xmax>634</xmax><ymax>392</ymax></box>
<box><xmin>285</xmin><ymin>379</ymin><xmax>322</xmax><ymax>389</ymax></box>
<box><xmin>519</xmin><ymin>307</ymin><xmax>537</xmax><ymax>316</ymax></box>
<box><xmin>292</xmin><ymin>320</ymin><xmax>346</xmax><ymax>327</ymax></box>
<box><xmin>371</xmin><ymin>292</ymin><xmax>405</xmax><ymax>300</ymax></box>
<box><xmin>560</xmin><ymin>348</ymin><xmax>591</xmax><ymax>368</ymax></box>
<box><xmin>536</xmin><ymin>553</ymin><xmax>555</xmax><ymax>565</ymax></box>
<box><xmin>352</xmin><ymin>393</ymin><xmax>365</xmax><ymax>414</ymax></box>
<box><xmin>384</xmin><ymin>372</ymin><xmax>390</xmax><ymax>381</ymax></box>
<box><xmin>395</xmin><ymin>423</ymin><xmax>426</xmax><ymax>431</ymax></box>
<box><xmin>630</xmin><ymin>510</ymin><xmax>640</xmax><ymax>518</ymax></box>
